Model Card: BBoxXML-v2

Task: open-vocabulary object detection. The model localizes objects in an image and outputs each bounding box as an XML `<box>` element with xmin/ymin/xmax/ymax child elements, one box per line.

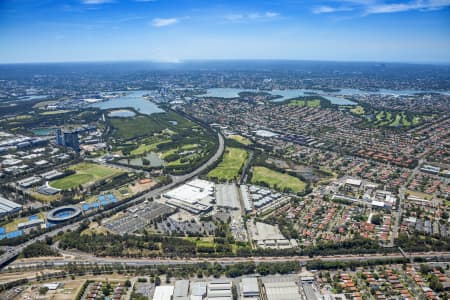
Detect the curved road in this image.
<box><xmin>0</xmin><ymin>132</ymin><xmax>224</xmax><ymax>269</ymax></box>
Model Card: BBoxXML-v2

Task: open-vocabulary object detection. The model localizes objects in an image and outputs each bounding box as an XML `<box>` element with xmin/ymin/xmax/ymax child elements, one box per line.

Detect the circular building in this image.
<box><xmin>46</xmin><ymin>205</ymin><xmax>82</xmax><ymax>223</ymax></box>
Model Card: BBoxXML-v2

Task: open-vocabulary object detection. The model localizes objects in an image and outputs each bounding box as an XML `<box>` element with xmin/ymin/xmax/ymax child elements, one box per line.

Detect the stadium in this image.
<box><xmin>46</xmin><ymin>205</ymin><xmax>82</xmax><ymax>223</ymax></box>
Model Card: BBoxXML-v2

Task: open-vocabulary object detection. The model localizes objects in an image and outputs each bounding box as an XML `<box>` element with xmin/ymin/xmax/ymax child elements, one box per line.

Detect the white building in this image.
<box><xmin>262</xmin><ymin>277</ymin><xmax>301</xmax><ymax>300</ymax></box>
<box><xmin>208</xmin><ymin>280</ymin><xmax>233</xmax><ymax>300</ymax></box>
<box><xmin>190</xmin><ymin>282</ymin><xmax>207</xmax><ymax>300</ymax></box>
<box><xmin>163</xmin><ymin>179</ymin><xmax>214</xmax><ymax>214</ymax></box>
<box><xmin>153</xmin><ymin>286</ymin><xmax>174</xmax><ymax>300</ymax></box>
<box><xmin>0</xmin><ymin>196</ymin><xmax>22</xmax><ymax>217</ymax></box>
<box><xmin>241</xmin><ymin>277</ymin><xmax>259</xmax><ymax>299</ymax></box>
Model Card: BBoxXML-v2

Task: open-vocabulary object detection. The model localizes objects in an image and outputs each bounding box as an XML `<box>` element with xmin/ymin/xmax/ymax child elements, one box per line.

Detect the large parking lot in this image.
<box><xmin>104</xmin><ymin>200</ymin><xmax>175</xmax><ymax>235</ymax></box>
<box><xmin>157</xmin><ymin>211</ymin><xmax>217</xmax><ymax>235</ymax></box>
<box><xmin>134</xmin><ymin>280</ymin><xmax>154</xmax><ymax>298</ymax></box>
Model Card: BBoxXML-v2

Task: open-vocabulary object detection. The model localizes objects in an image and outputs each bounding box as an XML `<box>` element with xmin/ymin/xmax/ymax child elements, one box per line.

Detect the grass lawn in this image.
<box><xmin>109</xmin><ymin>111</ymin><xmax>196</xmax><ymax>141</ymax></box>
<box><xmin>81</xmin><ymin>223</ymin><xmax>110</xmax><ymax>236</ymax></box>
<box><xmin>376</xmin><ymin>111</ymin><xmax>384</xmax><ymax>121</ymax></box>
<box><xmin>208</xmin><ymin>147</ymin><xmax>248</xmax><ymax>181</ymax></box>
<box><xmin>288</xmin><ymin>99</ymin><xmax>321</xmax><ymax>108</ymax></box>
<box><xmin>406</xmin><ymin>189</ymin><xmax>433</xmax><ymax>200</ymax></box>
<box><xmin>130</xmin><ymin>140</ymin><xmax>199</xmax><ymax>158</ymax></box>
<box><xmin>350</xmin><ymin>105</ymin><xmax>365</xmax><ymax>115</ymax></box>
<box><xmin>386</xmin><ymin>111</ymin><xmax>392</xmax><ymax>120</ymax></box>
<box><xmin>8</xmin><ymin>115</ymin><xmax>33</xmax><ymax>120</ymax></box>
<box><xmin>167</xmin><ymin>158</ymin><xmax>190</xmax><ymax>167</ymax></box>
<box><xmin>4</xmin><ymin>218</ymin><xmax>24</xmax><ymax>232</ymax></box>
<box><xmin>40</xmin><ymin>110</ymin><xmax>72</xmax><ymax>115</ymax></box>
<box><xmin>401</xmin><ymin>112</ymin><xmax>411</xmax><ymax>126</ymax></box>
<box><xmin>390</xmin><ymin>113</ymin><xmax>402</xmax><ymax>126</ymax></box>
<box><xmin>109</xmin><ymin>115</ymin><xmax>166</xmax><ymax>140</ymax></box>
<box><xmin>160</xmin><ymin>148</ymin><xmax>178</xmax><ymax>159</ymax></box>
<box><xmin>4</xmin><ymin>212</ymin><xmax>45</xmax><ymax>232</ymax></box>
<box><xmin>228</xmin><ymin>135</ymin><xmax>252</xmax><ymax>145</ymax></box>
<box><xmin>49</xmin><ymin>163</ymin><xmax>124</xmax><ymax>190</ymax></box>
<box><xmin>130</xmin><ymin>139</ymin><xmax>169</xmax><ymax>155</ymax></box>
<box><xmin>185</xmin><ymin>237</ymin><xmax>215</xmax><ymax>248</ymax></box>
<box><xmin>319</xmin><ymin>166</ymin><xmax>337</xmax><ymax>178</ymax></box>
<box><xmin>371</xmin><ymin>110</ymin><xmax>421</xmax><ymax>128</ymax></box>
<box><xmin>412</xmin><ymin>116</ymin><xmax>421</xmax><ymax>125</ymax></box>
<box><xmin>181</xmin><ymin>143</ymin><xmax>199</xmax><ymax>150</ymax></box>
<box><xmin>166</xmin><ymin>152</ymin><xmax>201</xmax><ymax>167</ymax></box>
<box><xmin>251</xmin><ymin>166</ymin><xmax>307</xmax><ymax>193</ymax></box>
<box><xmin>377</xmin><ymin>111</ymin><xmax>393</xmax><ymax>126</ymax></box>
<box><xmin>30</xmin><ymin>191</ymin><xmax>61</xmax><ymax>203</ymax></box>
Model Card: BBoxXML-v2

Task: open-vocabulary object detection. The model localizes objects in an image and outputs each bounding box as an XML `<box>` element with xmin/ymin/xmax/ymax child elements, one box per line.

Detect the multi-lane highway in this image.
<box><xmin>0</xmin><ymin>132</ymin><xmax>224</xmax><ymax>269</ymax></box>
<box><xmin>7</xmin><ymin>251</ymin><xmax>450</xmax><ymax>270</ymax></box>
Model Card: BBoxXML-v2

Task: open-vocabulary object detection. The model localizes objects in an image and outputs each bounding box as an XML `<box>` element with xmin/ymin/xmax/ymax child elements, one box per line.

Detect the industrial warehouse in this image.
<box><xmin>0</xmin><ymin>196</ymin><xmax>21</xmax><ymax>218</ymax></box>
<box><xmin>145</xmin><ymin>276</ymin><xmax>319</xmax><ymax>300</ymax></box>
<box><xmin>153</xmin><ymin>279</ymin><xmax>234</xmax><ymax>300</ymax></box>
<box><xmin>162</xmin><ymin>179</ymin><xmax>215</xmax><ymax>214</ymax></box>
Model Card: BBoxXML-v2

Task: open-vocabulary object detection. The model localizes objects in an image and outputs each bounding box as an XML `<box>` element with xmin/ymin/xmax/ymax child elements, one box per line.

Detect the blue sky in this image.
<box><xmin>0</xmin><ymin>0</ymin><xmax>449</xmax><ymax>63</ymax></box>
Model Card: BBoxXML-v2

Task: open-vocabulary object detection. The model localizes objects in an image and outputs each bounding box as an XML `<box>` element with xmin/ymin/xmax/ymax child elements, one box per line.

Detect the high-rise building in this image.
<box><xmin>63</xmin><ymin>131</ymin><xmax>80</xmax><ymax>151</ymax></box>
<box><xmin>55</xmin><ymin>128</ymin><xmax>80</xmax><ymax>151</ymax></box>
<box><xmin>55</xmin><ymin>128</ymin><xmax>64</xmax><ymax>146</ymax></box>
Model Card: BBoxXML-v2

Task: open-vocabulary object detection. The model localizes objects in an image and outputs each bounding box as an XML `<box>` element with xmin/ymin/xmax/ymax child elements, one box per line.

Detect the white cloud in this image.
<box><xmin>336</xmin><ymin>0</ymin><xmax>376</xmax><ymax>4</ymax></box>
<box><xmin>313</xmin><ymin>5</ymin><xmax>353</xmax><ymax>14</ymax></box>
<box><xmin>312</xmin><ymin>0</ymin><xmax>450</xmax><ymax>15</ymax></box>
<box><xmin>151</xmin><ymin>18</ymin><xmax>178</xmax><ymax>27</ymax></box>
<box><xmin>248</xmin><ymin>13</ymin><xmax>261</xmax><ymax>19</ymax></box>
<box><xmin>365</xmin><ymin>0</ymin><xmax>450</xmax><ymax>14</ymax></box>
<box><xmin>365</xmin><ymin>3</ymin><xmax>419</xmax><ymax>14</ymax></box>
<box><xmin>81</xmin><ymin>0</ymin><xmax>113</xmax><ymax>4</ymax></box>
<box><xmin>265</xmin><ymin>11</ymin><xmax>280</xmax><ymax>18</ymax></box>
<box><xmin>224</xmin><ymin>11</ymin><xmax>280</xmax><ymax>22</ymax></box>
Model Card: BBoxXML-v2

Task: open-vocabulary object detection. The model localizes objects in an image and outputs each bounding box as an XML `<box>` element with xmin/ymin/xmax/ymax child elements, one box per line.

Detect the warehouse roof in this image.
<box><xmin>153</xmin><ymin>286</ymin><xmax>174</xmax><ymax>300</ymax></box>
<box><xmin>0</xmin><ymin>196</ymin><xmax>22</xmax><ymax>214</ymax></box>
<box><xmin>164</xmin><ymin>180</ymin><xmax>214</xmax><ymax>205</ymax></box>
<box><xmin>241</xmin><ymin>277</ymin><xmax>259</xmax><ymax>295</ymax></box>
<box><xmin>174</xmin><ymin>280</ymin><xmax>189</xmax><ymax>298</ymax></box>
<box><xmin>190</xmin><ymin>282</ymin><xmax>207</xmax><ymax>296</ymax></box>
<box><xmin>263</xmin><ymin>278</ymin><xmax>301</xmax><ymax>300</ymax></box>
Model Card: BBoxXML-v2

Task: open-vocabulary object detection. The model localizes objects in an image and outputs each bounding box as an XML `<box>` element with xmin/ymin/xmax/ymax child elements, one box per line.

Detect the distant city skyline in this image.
<box><xmin>0</xmin><ymin>0</ymin><xmax>449</xmax><ymax>63</ymax></box>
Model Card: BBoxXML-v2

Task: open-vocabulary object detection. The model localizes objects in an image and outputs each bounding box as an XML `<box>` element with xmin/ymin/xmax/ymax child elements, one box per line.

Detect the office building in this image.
<box><xmin>63</xmin><ymin>131</ymin><xmax>79</xmax><ymax>151</ymax></box>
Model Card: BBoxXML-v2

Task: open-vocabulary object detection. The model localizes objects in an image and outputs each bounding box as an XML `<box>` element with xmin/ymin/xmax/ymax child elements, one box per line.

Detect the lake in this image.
<box><xmin>196</xmin><ymin>87</ymin><xmax>450</xmax><ymax>105</ymax></box>
<box><xmin>196</xmin><ymin>88</ymin><xmax>357</xmax><ymax>105</ymax></box>
<box><xmin>18</xmin><ymin>95</ymin><xmax>49</xmax><ymax>101</ymax></box>
<box><xmin>32</xmin><ymin>127</ymin><xmax>56</xmax><ymax>136</ymax></box>
<box><xmin>91</xmin><ymin>90</ymin><xmax>163</xmax><ymax>115</ymax></box>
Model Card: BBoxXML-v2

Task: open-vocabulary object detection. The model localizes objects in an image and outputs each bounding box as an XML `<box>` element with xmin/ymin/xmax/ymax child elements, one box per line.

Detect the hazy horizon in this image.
<box><xmin>1</xmin><ymin>58</ymin><xmax>450</xmax><ymax>66</ymax></box>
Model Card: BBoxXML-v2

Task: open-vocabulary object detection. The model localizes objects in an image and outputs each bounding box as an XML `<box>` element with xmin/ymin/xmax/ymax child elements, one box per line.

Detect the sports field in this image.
<box><xmin>49</xmin><ymin>163</ymin><xmax>124</xmax><ymax>190</ymax></box>
<box><xmin>208</xmin><ymin>147</ymin><xmax>248</xmax><ymax>181</ymax></box>
<box><xmin>251</xmin><ymin>166</ymin><xmax>306</xmax><ymax>193</ymax></box>
<box><xmin>288</xmin><ymin>99</ymin><xmax>321</xmax><ymax>108</ymax></box>
<box><xmin>229</xmin><ymin>135</ymin><xmax>252</xmax><ymax>145</ymax></box>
